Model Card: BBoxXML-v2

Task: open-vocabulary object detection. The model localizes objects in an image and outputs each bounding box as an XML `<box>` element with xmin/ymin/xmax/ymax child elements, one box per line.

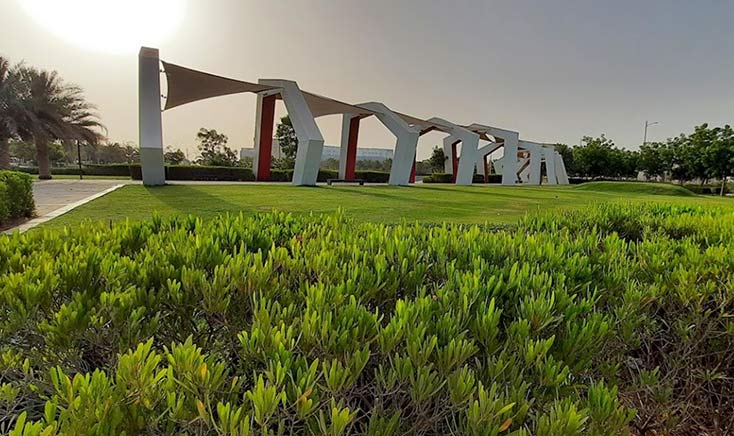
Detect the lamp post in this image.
<box><xmin>643</xmin><ymin>120</ymin><xmax>659</xmax><ymax>145</ymax></box>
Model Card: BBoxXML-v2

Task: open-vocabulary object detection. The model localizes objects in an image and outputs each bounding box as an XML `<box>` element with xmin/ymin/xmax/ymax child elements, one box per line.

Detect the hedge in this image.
<box><xmin>423</xmin><ymin>173</ymin><xmax>503</xmax><ymax>183</ymax></box>
<box><xmin>128</xmin><ymin>166</ymin><xmax>391</xmax><ymax>183</ymax></box>
<box><xmin>3</xmin><ymin>204</ymin><xmax>734</xmax><ymax>434</ymax></box>
<box><xmin>0</xmin><ymin>170</ymin><xmax>34</xmax><ymax>226</ymax></box>
<box><xmin>13</xmin><ymin>164</ymin><xmax>136</xmax><ymax>177</ymax></box>
<box><xmin>683</xmin><ymin>183</ymin><xmax>729</xmax><ymax>195</ymax></box>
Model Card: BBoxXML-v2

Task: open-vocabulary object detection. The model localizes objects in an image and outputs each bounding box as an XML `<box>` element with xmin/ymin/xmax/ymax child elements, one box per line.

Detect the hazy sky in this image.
<box><xmin>2</xmin><ymin>0</ymin><xmax>733</xmax><ymax>160</ymax></box>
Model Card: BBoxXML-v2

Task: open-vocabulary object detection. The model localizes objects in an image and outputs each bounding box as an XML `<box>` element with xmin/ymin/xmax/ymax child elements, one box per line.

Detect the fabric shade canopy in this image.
<box><xmin>162</xmin><ymin>61</ymin><xmax>277</xmax><ymax>110</ymax></box>
<box><xmin>162</xmin><ymin>61</ymin><xmax>442</xmax><ymax>136</ymax></box>
<box><xmin>300</xmin><ymin>91</ymin><xmax>374</xmax><ymax>118</ymax></box>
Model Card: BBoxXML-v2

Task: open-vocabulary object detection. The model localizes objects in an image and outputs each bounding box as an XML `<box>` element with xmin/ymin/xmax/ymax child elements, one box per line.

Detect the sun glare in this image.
<box><xmin>18</xmin><ymin>0</ymin><xmax>186</xmax><ymax>54</ymax></box>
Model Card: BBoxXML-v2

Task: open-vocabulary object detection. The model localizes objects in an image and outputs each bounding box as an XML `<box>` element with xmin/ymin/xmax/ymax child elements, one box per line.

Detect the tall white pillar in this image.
<box><xmin>544</xmin><ymin>147</ymin><xmax>558</xmax><ymax>185</ymax></box>
<box><xmin>501</xmin><ymin>133</ymin><xmax>519</xmax><ymax>185</ymax></box>
<box><xmin>338</xmin><ymin>114</ymin><xmax>353</xmax><ymax>179</ymax></box>
<box><xmin>528</xmin><ymin>149</ymin><xmax>542</xmax><ymax>185</ymax></box>
<box><xmin>555</xmin><ymin>152</ymin><xmax>570</xmax><ymax>184</ymax></box>
<box><xmin>138</xmin><ymin>47</ymin><xmax>165</xmax><ymax>185</ymax></box>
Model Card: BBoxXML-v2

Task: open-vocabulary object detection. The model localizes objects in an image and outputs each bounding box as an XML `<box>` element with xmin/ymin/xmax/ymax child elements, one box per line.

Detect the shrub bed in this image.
<box><xmin>423</xmin><ymin>173</ymin><xmax>503</xmax><ymax>184</ymax></box>
<box><xmin>0</xmin><ymin>170</ymin><xmax>34</xmax><ymax>226</ymax></box>
<box><xmin>683</xmin><ymin>183</ymin><xmax>730</xmax><ymax>195</ymax></box>
<box><xmin>2</xmin><ymin>204</ymin><xmax>734</xmax><ymax>435</ymax></box>
<box><xmin>14</xmin><ymin>164</ymin><xmax>136</xmax><ymax>178</ymax></box>
<box><xmin>128</xmin><ymin>167</ymin><xmax>390</xmax><ymax>183</ymax></box>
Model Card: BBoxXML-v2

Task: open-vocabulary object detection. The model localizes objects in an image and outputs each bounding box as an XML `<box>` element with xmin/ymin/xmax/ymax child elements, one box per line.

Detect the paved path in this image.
<box><xmin>4</xmin><ymin>180</ymin><xmax>131</xmax><ymax>233</ymax></box>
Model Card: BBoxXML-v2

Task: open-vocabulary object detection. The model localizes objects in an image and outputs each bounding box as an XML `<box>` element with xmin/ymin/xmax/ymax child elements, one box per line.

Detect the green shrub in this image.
<box><xmin>0</xmin><ymin>170</ymin><xmax>34</xmax><ymax>226</ymax></box>
<box><xmin>129</xmin><ymin>165</ymin><xmax>255</xmax><ymax>182</ymax></box>
<box><xmin>2</xmin><ymin>204</ymin><xmax>733</xmax><ymax>434</ymax></box>
<box><xmin>683</xmin><ymin>183</ymin><xmax>729</xmax><ymax>195</ymax></box>
<box><xmin>422</xmin><ymin>173</ymin><xmax>503</xmax><ymax>184</ymax></box>
<box><xmin>422</xmin><ymin>172</ymin><xmax>453</xmax><ymax>183</ymax></box>
<box><xmin>13</xmin><ymin>164</ymin><xmax>136</xmax><ymax>178</ymax></box>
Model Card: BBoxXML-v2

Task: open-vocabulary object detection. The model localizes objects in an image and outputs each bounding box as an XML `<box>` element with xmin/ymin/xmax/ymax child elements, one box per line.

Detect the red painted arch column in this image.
<box><xmin>345</xmin><ymin>116</ymin><xmax>360</xmax><ymax>180</ymax></box>
<box><xmin>256</xmin><ymin>94</ymin><xmax>277</xmax><ymax>181</ymax></box>
<box><xmin>451</xmin><ymin>141</ymin><xmax>459</xmax><ymax>183</ymax></box>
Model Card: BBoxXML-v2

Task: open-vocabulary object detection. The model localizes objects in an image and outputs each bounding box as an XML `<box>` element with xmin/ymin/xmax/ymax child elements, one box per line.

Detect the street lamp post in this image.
<box><xmin>643</xmin><ymin>120</ymin><xmax>659</xmax><ymax>145</ymax></box>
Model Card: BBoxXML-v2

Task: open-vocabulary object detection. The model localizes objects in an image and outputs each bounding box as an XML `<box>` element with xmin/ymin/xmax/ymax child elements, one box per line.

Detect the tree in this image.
<box><xmin>0</xmin><ymin>57</ymin><xmax>32</xmax><ymax>169</ymax></box>
<box><xmin>554</xmin><ymin>143</ymin><xmax>575</xmax><ymax>175</ymax></box>
<box><xmin>9</xmin><ymin>140</ymin><xmax>35</xmax><ymax>164</ymax></box>
<box><xmin>195</xmin><ymin>128</ymin><xmax>238</xmax><ymax>166</ymax></box>
<box><xmin>682</xmin><ymin>126</ymin><xmax>716</xmax><ymax>184</ymax></box>
<box><xmin>22</xmin><ymin>67</ymin><xmax>104</xmax><ymax>178</ymax></box>
<box><xmin>164</xmin><ymin>148</ymin><xmax>186</xmax><ymax>165</ymax></box>
<box><xmin>702</xmin><ymin>124</ymin><xmax>734</xmax><ymax>195</ymax></box>
<box><xmin>573</xmin><ymin>135</ymin><xmax>617</xmax><ymax>178</ymax></box>
<box><xmin>638</xmin><ymin>142</ymin><xmax>674</xmax><ymax>181</ymax></box>
<box><xmin>274</xmin><ymin>115</ymin><xmax>298</xmax><ymax>168</ymax></box>
<box><xmin>427</xmin><ymin>146</ymin><xmax>446</xmax><ymax>173</ymax></box>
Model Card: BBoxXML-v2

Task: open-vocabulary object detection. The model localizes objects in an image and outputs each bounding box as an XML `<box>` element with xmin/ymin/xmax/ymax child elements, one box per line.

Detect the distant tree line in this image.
<box><xmin>558</xmin><ymin>124</ymin><xmax>734</xmax><ymax>194</ymax></box>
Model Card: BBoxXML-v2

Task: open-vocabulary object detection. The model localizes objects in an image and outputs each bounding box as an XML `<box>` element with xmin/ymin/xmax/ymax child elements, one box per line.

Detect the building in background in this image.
<box><xmin>240</xmin><ymin>141</ymin><xmax>393</xmax><ymax>162</ymax></box>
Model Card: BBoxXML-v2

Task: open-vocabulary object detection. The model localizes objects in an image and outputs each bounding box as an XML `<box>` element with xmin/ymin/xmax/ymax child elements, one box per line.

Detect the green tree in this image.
<box><xmin>164</xmin><ymin>148</ymin><xmax>186</xmax><ymax>165</ymax></box>
<box><xmin>0</xmin><ymin>57</ymin><xmax>33</xmax><ymax>169</ymax></box>
<box><xmin>9</xmin><ymin>140</ymin><xmax>35</xmax><ymax>164</ymax></box>
<box><xmin>427</xmin><ymin>146</ymin><xmax>446</xmax><ymax>173</ymax></box>
<box><xmin>21</xmin><ymin>67</ymin><xmax>104</xmax><ymax>178</ymax></box>
<box><xmin>554</xmin><ymin>143</ymin><xmax>575</xmax><ymax>175</ymax></box>
<box><xmin>573</xmin><ymin>135</ymin><xmax>616</xmax><ymax>178</ymax></box>
<box><xmin>702</xmin><ymin>124</ymin><xmax>734</xmax><ymax>195</ymax></box>
<box><xmin>683</xmin><ymin>126</ymin><xmax>717</xmax><ymax>185</ymax></box>
<box><xmin>638</xmin><ymin>142</ymin><xmax>667</xmax><ymax>180</ymax></box>
<box><xmin>274</xmin><ymin>115</ymin><xmax>298</xmax><ymax>169</ymax></box>
<box><xmin>195</xmin><ymin>128</ymin><xmax>238</xmax><ymax>166</ymax></box>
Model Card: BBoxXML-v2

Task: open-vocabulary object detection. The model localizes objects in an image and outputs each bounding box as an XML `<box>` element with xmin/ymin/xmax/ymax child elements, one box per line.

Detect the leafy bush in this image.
<box><xmin>128</xmin><ymin>165</ymin><xmax>255</xmax><ymax>182</ymax></box>
<box><xmin>127</xmin><ymin>167</ymin><xmax>390</xmax><ymax>183</ymax></box>
<box><xmin>13</xmin><ymin>164</ymin><xmax>135</xmax><ymax>178</ymax></box>
<box><xmin>423</xmin><ymin>173</ymin><xmax>503</xmax><ymax>184</ymax></box>
<box><xmin>682</xmin><ymin>183</ymin><xmax>730</xmax><ymax>195</ymax></box>
<box><xmin>422</xmin><ymin>173</ymin><xmax>453</xmax><ymax>183</ymax></box>
<box><xmin>2</xmin><ymin>204</ymin><xmax>733</xmax><ymax>435</ymax></box>
<box><xmin>0</xmin><ymin>170</ymin><xmax>34</xmax><ymax>226</ymax></box>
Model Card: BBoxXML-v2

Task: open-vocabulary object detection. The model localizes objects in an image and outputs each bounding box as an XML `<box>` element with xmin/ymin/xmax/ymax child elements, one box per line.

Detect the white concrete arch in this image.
<box><xmin>466</xmin><ymin>124</ymin><xmax>520</xmax><ymax>185</ymax></box>
<box><xmin>254</xmin><ymin>80</ymin><xmax>324</xmax><ymax>186</ymax></box>
<box><xmin>428</xmin><ymin>118</ymin><xmax>480</xmax><ymax>186</ymax></box>
<box><xmin>355</xmin><ymin>102</ymin><xmax>421</xmax><ymax>185</ymax></box>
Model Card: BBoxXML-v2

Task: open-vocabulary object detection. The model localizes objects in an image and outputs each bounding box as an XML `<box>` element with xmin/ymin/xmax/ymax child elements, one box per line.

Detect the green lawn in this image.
<box><xmin>42</xmin><ymin>182</ymin><xmax>733</xmax><ymax>228</ymax></box>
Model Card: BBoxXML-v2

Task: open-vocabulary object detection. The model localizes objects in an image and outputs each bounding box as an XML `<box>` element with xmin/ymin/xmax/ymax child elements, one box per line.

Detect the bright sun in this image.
<box><xmin>18</xmin><ymin>0</ymin><xmax>186</xmax><ymax>54</ymax></box>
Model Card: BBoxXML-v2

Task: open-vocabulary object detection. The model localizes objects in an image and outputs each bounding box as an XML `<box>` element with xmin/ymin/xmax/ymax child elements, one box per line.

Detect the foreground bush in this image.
<box><xmin>0</xmin><ymin>170</ymin><xmax>34</xmax><ymax>226</ymax></box>
<box><xmin>1</xmin><ymin>205</ymin><xmax>733</xmax><ymax>435</ymax></box>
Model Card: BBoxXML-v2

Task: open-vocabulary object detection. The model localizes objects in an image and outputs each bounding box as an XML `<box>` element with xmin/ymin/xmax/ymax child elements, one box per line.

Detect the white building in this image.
<box><xmin>241</xmin><ymin>141</ymin><xmax>393</xmax><ymax>162</ymax></box>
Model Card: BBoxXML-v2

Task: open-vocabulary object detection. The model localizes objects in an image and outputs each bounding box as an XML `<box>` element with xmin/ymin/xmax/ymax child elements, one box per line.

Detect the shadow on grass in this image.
<box><xmin>144</xmin><ymin>185</ymin><xmax>246</xmax><ymax>216</ymax></box>
<box><xmin>416</xmin><ymin>184</ymin><xmax>562</xmax><ymax>201</ymax></box>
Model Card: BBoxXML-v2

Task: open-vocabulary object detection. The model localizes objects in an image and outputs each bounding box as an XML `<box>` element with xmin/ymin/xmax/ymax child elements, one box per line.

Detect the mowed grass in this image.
<box><xmin>42</xmin><ymin>181</ymin><xmax>733</xmax><ymax>228</ymax></box>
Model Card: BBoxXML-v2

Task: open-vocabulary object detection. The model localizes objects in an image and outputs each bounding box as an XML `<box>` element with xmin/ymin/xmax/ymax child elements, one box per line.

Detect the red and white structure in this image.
<box><xmin>138</xmin><ymin>47</ymin><xmax>569</xmax><ymax>187</ymax></box>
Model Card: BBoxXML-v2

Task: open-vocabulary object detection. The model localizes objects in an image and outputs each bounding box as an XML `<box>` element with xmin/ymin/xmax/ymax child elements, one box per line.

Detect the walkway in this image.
<box><xmin>4</xmin><ymin>179</ymin><xmax>132</xmax><ymax>233</ymax></box>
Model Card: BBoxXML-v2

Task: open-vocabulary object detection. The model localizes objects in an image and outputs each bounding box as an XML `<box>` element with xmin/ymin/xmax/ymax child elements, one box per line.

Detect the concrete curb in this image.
<box><xmin>3</xmin><ymin>184</ymin><xmax>126</xmax><ymax>234</ymax></box>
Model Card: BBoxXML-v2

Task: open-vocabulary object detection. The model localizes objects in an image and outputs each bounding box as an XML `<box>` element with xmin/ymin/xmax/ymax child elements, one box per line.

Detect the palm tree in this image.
<box><xmin>24</xmin><ymin>68</ymin><xmax>104</xmax><ymax>178</ymax></box>
<box><xmin>0</xmin><ymin>56</ymin><xmax>32</xmax><ymax>169</ymax></box>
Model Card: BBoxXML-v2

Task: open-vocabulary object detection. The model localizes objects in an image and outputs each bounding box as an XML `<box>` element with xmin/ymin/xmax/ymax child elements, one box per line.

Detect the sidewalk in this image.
<box><xmin>4</xmin><ymin>179</ymin><xmax>132</xmax><ymax>234</ymax></box>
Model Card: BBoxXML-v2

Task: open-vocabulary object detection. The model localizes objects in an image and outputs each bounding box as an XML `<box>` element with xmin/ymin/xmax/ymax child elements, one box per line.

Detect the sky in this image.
<box><xmin>2</xmin><ymin>0</ymin><xmax>734</xmax><ymax>160</ymax></box>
